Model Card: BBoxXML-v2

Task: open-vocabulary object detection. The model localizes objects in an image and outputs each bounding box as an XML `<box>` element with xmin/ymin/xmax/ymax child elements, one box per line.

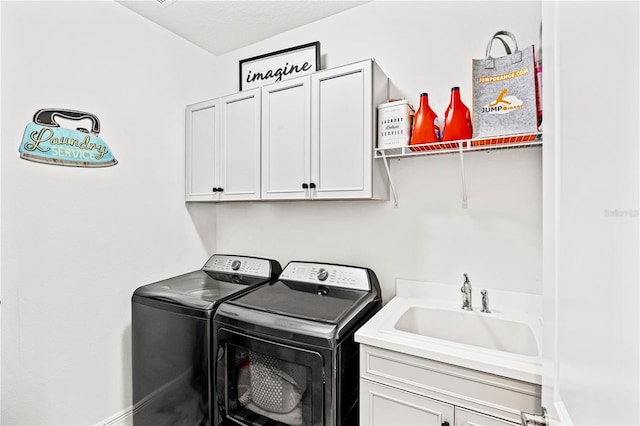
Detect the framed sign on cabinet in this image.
<box><xmin>239</xmin><ymin>41</ymin><xmax>320</xmax><ymax>90</ymax></box>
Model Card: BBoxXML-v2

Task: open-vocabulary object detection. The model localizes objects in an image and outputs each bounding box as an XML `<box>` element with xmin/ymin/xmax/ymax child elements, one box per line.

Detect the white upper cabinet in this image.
<box><xmin>262</xmin><ymin>59</ymin><xmax>390</xmax><ymax>201</ymax></box>
<box><xmin>219</xmin><ymin>89</ymin><xmax>261</xmax><ymax>201</ymax></box>
<box><xmin>186</xmin><ymin>59</ymin><xmax>389</xmax><ymax>202</ymax></box>
<box><xmin>185</xmin><ymin>98</ymin><xmax>220</xmax><ymax>202</ymax></box>
<box><xmin>311</xmin><ymin>59</ymin><xmax>388</xmax><ymax>200</ymax></box>
<box><xmin>261</xmin><ymin>76</ymin><xmax>311</xmax><ymax>200</ymax></box>
<box><xmin>185</xmin><ymin>89</ymin><xmax>261</xmax><ymax>202</ymax></box>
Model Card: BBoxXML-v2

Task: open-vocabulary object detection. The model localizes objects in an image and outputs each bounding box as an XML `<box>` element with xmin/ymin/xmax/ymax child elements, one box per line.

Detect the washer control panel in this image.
<box><xmin>203</xmin><ymin>255</ymin><xmax>273</xmax><ymax>278</ymax></box>
<box><xmin>279</xmin><ymin>262</ymin><xmax>370</xmax><ymax>291</ymax></box>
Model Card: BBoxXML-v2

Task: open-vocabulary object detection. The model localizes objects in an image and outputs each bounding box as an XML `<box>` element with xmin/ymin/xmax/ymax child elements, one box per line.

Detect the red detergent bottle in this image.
<box><xmin>409</xmin><ymin>93</ymin><xmax>441</xmax><ymax>152</ymax></box>
<box><xmin>441</xmin><ymin>86</ymin><xmax>473</xmax><ymax>148</ymax></box>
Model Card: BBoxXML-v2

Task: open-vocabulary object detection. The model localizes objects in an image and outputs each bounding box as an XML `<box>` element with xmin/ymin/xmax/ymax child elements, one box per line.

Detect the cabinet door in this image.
<box><xmin>455</xmin><ymin>407</ymin><xmax>518</xmax><ymax>426</ymax></box>
<box><xmin>360</xmin><ymin>379</ymin><xmax>454</xmax><ymax>426</ymax></box>
<box><xmin>261</xmin><ymin>76</ymin><xmax>311</xmax><ymax>200</ymax></box>
<box><xmin>185</xmin><ymin>98</ymin><xmax>220</xmax><ymax>201</ymax></box>
<box><xmin>311</xmin><ymin>60</ymin><xmax>374</xmax><ymax>199</ymax></box>
<box><xmin>219</xmin><ymin>88</ymin><xmax>261</xmax><ymax>201</ymax></box>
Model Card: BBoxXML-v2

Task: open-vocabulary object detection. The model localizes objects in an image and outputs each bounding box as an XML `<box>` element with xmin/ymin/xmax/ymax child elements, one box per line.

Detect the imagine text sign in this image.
<box><xmin>239</xmin><ymin>42</ymin><xmax>320</xmax><ymax>91</ymax></box>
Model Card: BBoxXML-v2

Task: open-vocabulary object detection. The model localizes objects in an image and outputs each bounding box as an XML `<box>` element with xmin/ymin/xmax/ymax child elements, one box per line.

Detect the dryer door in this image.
<box><xmin>216</xmin><ymin>327</ymin><xmax>325</xmax><ymax>426</ymax></box>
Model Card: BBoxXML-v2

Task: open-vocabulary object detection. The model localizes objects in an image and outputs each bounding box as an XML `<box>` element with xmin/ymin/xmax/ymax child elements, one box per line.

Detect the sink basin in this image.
<box><xmin>393</xmin><ymin>306</ymin><xmax>539</xmax><ymax>356</ymax></box>
<box><xmin>355</xmin><ymin>280</ymin><xmax>543</xmax><ymax>384</ymax></box>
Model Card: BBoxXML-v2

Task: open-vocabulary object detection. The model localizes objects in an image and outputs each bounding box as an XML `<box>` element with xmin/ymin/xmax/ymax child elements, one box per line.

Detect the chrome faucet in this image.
<box><xmin>461</xmin><ymin>273</ymin><xmax>472</xmax><ymax>310</ymax></box>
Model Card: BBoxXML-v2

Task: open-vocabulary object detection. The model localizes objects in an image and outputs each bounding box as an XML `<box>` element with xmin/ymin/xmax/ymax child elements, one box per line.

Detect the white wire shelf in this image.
<box><xmin>375</xmin><ymin>132</ymin><xmax>542</xmax><ymax>208</ymax></box>
<box><xmin>375</xmin><ymin>132</ymin><xmax>542</xmax><ymax>159</ymax></box>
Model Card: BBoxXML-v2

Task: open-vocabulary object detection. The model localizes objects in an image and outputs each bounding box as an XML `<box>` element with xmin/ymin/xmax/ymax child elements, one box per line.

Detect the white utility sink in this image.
<box><xmin>394</xmin><ymin>305</ymin><xmax>539</xmax><ymax>356</ymax></box>
<box><xmin>355</xmin><ymin>280</ymin><xmax>543</xmax><ymax>384</ymax></box>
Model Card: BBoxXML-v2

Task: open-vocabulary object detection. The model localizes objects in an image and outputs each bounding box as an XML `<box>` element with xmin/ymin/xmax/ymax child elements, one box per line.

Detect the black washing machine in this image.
<box><xmin>132</xmin><ymin>254</ymin><xmax>282</xmax><ymax>426</ymax></box>
<box><xmin>214</xmin><ymin>261</ymin><xmax>382</xmax><ymax>426</ymax></box>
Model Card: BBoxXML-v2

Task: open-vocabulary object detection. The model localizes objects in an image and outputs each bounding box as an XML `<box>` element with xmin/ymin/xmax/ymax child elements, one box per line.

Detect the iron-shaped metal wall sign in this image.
<box><xmin>19</xmin><ymin>109</ymin><xmax>117</xmax><ymax>167</ymax></box>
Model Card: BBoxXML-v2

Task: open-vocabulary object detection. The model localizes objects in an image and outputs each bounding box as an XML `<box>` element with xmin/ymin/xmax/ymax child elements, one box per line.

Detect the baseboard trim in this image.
<box><xmin>97</xmin><ymin>370</ymin><xmax>193</xmax><ymax>425</ymax></box>
<box><xmin>95</xmin><ymin>406</ymin><xmax>133</xmax><ymax>426</ymax></box>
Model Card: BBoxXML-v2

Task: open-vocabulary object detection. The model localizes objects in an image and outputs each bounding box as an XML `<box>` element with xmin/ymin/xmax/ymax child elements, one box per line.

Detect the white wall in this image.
<box><xmin>0</xmin><ymin>1</ymin><xmax>545</xmax><ymax>424</ymax></box>
<box><xmin>210</xmin><ymin>1</ymin><xmax>543</xmax><ymax>301</ymax></box>
<box><xmin>545</xmin><ymin>2</ymin><xmax>639</xmax><ymax>424</ymax></box>
<box><xmin>1</xmin><ymin>2</ymin><xmax>218</xmax><ymax>424</ymax></box>
<box><xmin>4</xmin><ymin>1</ymin><xmax>636</xmax><ymax>425</ymax></box>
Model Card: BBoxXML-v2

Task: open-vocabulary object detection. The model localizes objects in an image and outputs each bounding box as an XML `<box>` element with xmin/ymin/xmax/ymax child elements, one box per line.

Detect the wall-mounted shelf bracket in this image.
<box><xmin>375</xmin><ymin>132</ymin><xmax>542</xmax><ymax>208</ymax></box>
<box><xmin>379</xmin><ymin>149</ymin><xmax>399</xmax><ymax>207</ymax></box>
<box><xmin>459</xmin><ymin>142</ymin><xmax>468</xmax><ymax>208</ymax></box>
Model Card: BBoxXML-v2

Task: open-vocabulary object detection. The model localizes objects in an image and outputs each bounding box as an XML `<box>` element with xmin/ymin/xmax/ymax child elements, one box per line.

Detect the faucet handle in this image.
<box><xmin>481</xmin><ymin>289</ymin><xmax>491</xmax><ymax>313</ymax></box>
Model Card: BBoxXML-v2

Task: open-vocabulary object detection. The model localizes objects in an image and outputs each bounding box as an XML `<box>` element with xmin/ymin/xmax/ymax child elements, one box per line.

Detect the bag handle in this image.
<box><xmin>493</xmin><ymin>35</ymin><xmax>512</xmax><ymax>55</ymax></box>
<box><xmin>33</xmin><ymin>108</ymin><xmax>101</xmax><ymax>135</ymax></box>
<box><xmin>484</xmin><ymin>30</ymin><xmax>523</xmax><ymax>68</ymax></box>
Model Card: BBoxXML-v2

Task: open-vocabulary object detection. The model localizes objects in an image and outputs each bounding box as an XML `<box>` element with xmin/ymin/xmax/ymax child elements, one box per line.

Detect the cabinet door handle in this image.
<box><xmin>309</xmin><ymin>182</ymin><xmax>316</xmax><ymax>189</ymax></box>
<box><xmin>212</xmin><ymin>187</ymin><xmax>218</xmax><ymax>192</ymax></box>
<box><xmin>302</xmin><ymin>183</ymin><xmax>309</xmax><ymax>189</ymax></box>
<box><xmin>442</xmin><ymin>422</ymin><xmax>450</xmax><ymax>426</ymax></box>
<box><xmin>218</xmin><ymin>187</ymin><xmax>224</xmax><ymax>192</ymax></box>
<box><xmin>521</xmin><ymin>407</ymin><xmax>548</xmax><ymax>426</ymax></box>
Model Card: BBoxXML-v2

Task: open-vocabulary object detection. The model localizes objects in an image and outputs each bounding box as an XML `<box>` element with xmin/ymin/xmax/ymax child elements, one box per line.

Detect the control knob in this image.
<box><xmin>231</xmin><ymin>260</ymin><xmax>241</xmax><ymax>271</ymax></box>
<box><xmin>317</xmin><ymin>268</ymin><xmax>329</xmax><ymax>281</ymax></box>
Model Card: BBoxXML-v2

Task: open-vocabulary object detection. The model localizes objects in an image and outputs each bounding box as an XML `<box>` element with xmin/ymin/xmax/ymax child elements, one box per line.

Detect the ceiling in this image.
<box><xmin>116</xmin><ymin>0</ymin><xmax>369</xmax><ymax>56</ymax></box>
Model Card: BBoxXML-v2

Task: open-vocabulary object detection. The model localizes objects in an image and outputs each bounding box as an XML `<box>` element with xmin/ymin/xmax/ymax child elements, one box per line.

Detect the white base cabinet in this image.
<box><xmin>359</xmin><ymin>345</ymin><xmax>541</xmax><ymax>426</ymax></box>
<box><xmin>361</xmin><ymin>380</ymin><xmax>454</xmax><ymax>426</ymax></box>
<box><xmin>455</xmin><ymin>407</ymin><xmax>516</xmax><ymax>426</ymax></box>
